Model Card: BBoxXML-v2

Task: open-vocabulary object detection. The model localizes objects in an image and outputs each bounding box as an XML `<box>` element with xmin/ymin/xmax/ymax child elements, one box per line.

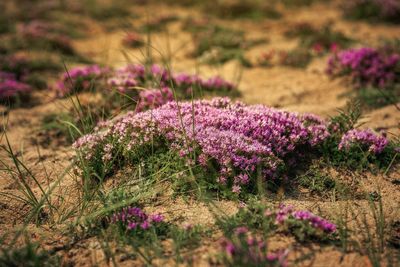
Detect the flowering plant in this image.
<box><xmin>56</xmin><ymin>65</ymin><xmax>109</xmax><ymax>97</ymax></box>
<box><xmin>110</xmin><ymin>206</ymin><xmax>167</xmax><ymax>237</ymax></box>
<box><xmin>73</xmin><ymin>98</ymin><xmax>333</xmax><ymax>193</ymax></box>
<box><xmin>220</xmin><ymin>226</ymin><xmax>289</xmax><ymax>267</ymax></box>
<box><xmin>0</xmin><ymin>71</ymin><xmax>31</xmax><ymax>102</ymax></box>
<box><xmin>327</xmin><ymin>47</ymin><xmax>400</xmax><ymax>88</ymax></box>
<box><xmin>73</xmin><ymin>97</ymin><xmax>395</xmax><ymax>193</ymax></box>
<box><xmin>266</xmin><ymin>204</ymin><xmax>337</xmax><ymax>241</ymax></box>
<box><xmin>339</xmin><ymin>129</ymin><xmax>388</xmax><ymax>154</ymax></box>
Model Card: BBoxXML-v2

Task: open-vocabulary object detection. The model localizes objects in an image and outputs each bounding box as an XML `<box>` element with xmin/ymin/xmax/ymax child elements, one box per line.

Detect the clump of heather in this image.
<box><xmin>107</xmin><ymin>64</ymin><xmax>235</xmax><ymax>96</ymax></box>
<box><xmin>136</xmin><ymin>87</ymin><xmax>174</xmax><ymax>112</ymax></box>
<box><xmin>339</xmin><ymin>129</ymin><xmax>388</xmax><ymax>154</ymax></box>
<box><xmin>321</xmin><ymin>102</ymin><xmax>398</xmax><ymax>169</ymax></box>
<box><xmin>267</xmin><ymin>204</ymin><xmax>337</xmax><ymax>241</ymax></box>
<box><xmin>327</xmin><ymin>47</ymin><xmax>400</xmax><ymax>88</ymax></box>
<box><xmin>221</xmin><ymin>202</ymin><xmax>337</xmax><ymax>243</ymax></box>
<box><xmin>105</xmin><ymin>64</ymin><xmax>236</xmax><ymax>109</ymax></box>
<box><xmin>220</xmin><ymin>227</ymin><xmax>289</xmax><ymax>267</ymax></box>
<box><xmin>73</xmin><ymin>97</ymin><xmax>396</xmax><ymax>192</ymax></box>
<box><xmin>110</xmin><ymin>206</ymin><xmax>165</xmax><ymax>234</ymax></box>
<box><xmin>0</xmin><ymin>71</ymin><xmax>31</xmax><ymax>102</ymax></box>
<box><xmin>16</xmin><ymin>20</ymin><xmax>76</xmax><ymax>55</ymax></box>
<box><xmin>73</xmin><ymin>98</ymin><xmax>330</xmax><ymax>193</ymax></box>
<box><xmin>342</xmin><ymin>0</ymin><xmax>400</xmax><ymax>24</ymax></box>
<box><xmin>55</xmin><ymin>65</ymin><xmax>109</xmax><ymax>97</ymax></box>
<box><xmin>57</xmin><ymin>63</ymin><xmax>236</xmax><ymax>101</ymax></box>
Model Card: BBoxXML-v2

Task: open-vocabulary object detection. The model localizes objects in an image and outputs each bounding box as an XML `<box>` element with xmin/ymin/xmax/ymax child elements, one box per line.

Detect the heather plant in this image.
<box><xmin>327</xmin><ymin>47</ymin><xmax>400</xmax><ymax>88</ymax></box>
<box><xmin>320</xmin><ymin>102</ymin><xmax>399</xmax><ymax>170</ymax></box>
<box><xmin>58</xmin><ymin>63</ymin><xmax>237</xmax><ymax>102</ymax></box>
<box><xmin>219</xmin><ymin>227</ymin><xmax>289</xmax><ymax>267</ymax></box>
<box><xmin>14</xmin><ymin>21</ymin><xmax>77</xmax><ymax>56</ymax></box>
<box><xmin>109</xmin><ymin>206</ymin><xmax>168</xmax><ymax>238</ymax></box>
<box><xmin>0</xmin><ymin>72</ymin><xmax>31</xmax><ymax>104</ymax></box>
<box><xmin>327</xmin><ymin>47</ymin><xmax>400</xmax><ymax>109</ymax></box>
<box><xmin>218</xmin><ymin>201</ymin><xmax>337</xmax><ymax>243</ymax></box>
<box><xmin>55</xmin><ymin>65</ymin><xmax>109</xmax><ymax>97</ymax></box>
<box><xmin>0</xmin><ymin>54</ymin><xmax>61</xmax><ymax>91</ymax></box>
<box><xmin>73</xmin><ymin>97</ymin><xmax>400</xmax><ymax>198</ymax></box>
<box><xmin>73</xmin><ymin>98</ymin><xmax>332</xmax><ymax>194</ymax></box>
<box><xmin>342</xmin><ymin>0</ymin><xmax>400</xmax><ymax>24</ymax></box>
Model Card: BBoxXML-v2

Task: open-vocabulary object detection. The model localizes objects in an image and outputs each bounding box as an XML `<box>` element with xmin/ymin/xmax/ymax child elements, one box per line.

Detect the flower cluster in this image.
<box><xmin>17</xmin><ymin>20</ymin><xmax>54</xmax><ymax>39</ymax></box>
<box><xmin>56</xmin><ymin>63</ymin><xmax>236</xmax><ymax>110</ymax></box>
<box><xmin>17</xmin><ymin>20</ymin><xmax>75</xmax><ymax>54</ymax></box>
<box><xmin>136</xmin><ymin>87</ymin><xmax>174</xmax><ymax>112</ymax></box>
<box><xmin>220</xmin><ymin>226</ymin><xmax>288</xmax><ymax>267</ymax></box>
<box><xmin>56</xmin><ymin>65</ymin><xmax>109</xmax><ymax>96</ymax></box>
<box><xmin>73</xmin><ymin>98</ymin><xmax>331</xmax><ymax>193</ymax></box>
<box><xmin>338</xmin><ymin>129</ymin><xmax>388</xmax><ymax>154</ymax></box>
<box><xmin>0</xmin><ymin>71</ymin><xmax>31</xmax><ymax>101</ymax></box>
<box><xmin>107</xmin><ymin>64</ymin><xmax>235</xmax><ymax>94</ymax></box>
<box><xmin>110</xmin><ymin>206</ymin><xmax>164</xmax><ymax>231</ymax></box>
<box><xmin>327</xmin><ymin>47</ymin><xmax>400</xmax><ymax>88</ymax></box>
<box><xmin>266</xmin><ymin>204</ymin><xmax>337</xmax><ymax>234</ymax></box>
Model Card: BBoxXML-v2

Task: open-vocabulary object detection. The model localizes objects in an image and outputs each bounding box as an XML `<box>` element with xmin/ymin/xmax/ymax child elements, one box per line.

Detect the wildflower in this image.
<box><xmin>150</xmin><ymin>214</ymin><xmax>164</xmax><ymax>223</ymax></box>
<box><xmin>74</xmin><ymin>98</ymin><xmax>332</xmax><ymax>192</ymax></box>
<box><xmin>327</xmin><ymin>47</ymin><xmax>400</xmax><ymax>88</ymax></box>
<box><xmin>266</xmin><ymin>204</ymin><xmax>337</xmax><ymax>234</ymax></box>
<box><xmin>110</xmin><ymin>206</ymin><xmax>163</xmax><ymax>232</ymax></box>
<box><xmin>234</xmin><ymin>226</ymin><xmax>249</xmax><ymax>235</ymax></box>
<box><xmin>140</xmin><ymin>221</ymin><xmax>150</xmax><ymax>230</ymax></box>
<box><xmin>56</xmin><ymin>65</ymin><xmax>109</xmax><ymax>96</ymax></box>
<box><xmin>0</xmin><ymin>74</ymin><xmax>32</xmax><ymax>101</ymax></box>
<box><xmin>339</xmin><ymin>129</ymin><xmax>388</xmax><ymax>154</ymax></box>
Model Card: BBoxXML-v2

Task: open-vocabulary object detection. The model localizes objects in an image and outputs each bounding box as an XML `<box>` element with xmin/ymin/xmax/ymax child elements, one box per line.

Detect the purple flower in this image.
<box><xmin>109</xmin><ymin>206</ymin><xmax>163</xmax><ymax>232</ymax></box>
<box><xmin>140</xmin><ymin>221</ymin><xmax>151</xmax><ymax>230</ymax></box>
<box><xmin>339</xmin><ymin>129</ymin><xmax>388</xmax><ymax>154</ymax></box>
<box><xmin>74</xmin><ymin>98</ymin><xmax>333</xmax><ymax>192</ymax></box>
<box><xmin>127</xmin><ymin>222</ymin><xmax>138</xmax><ymax>230</ymax></box>
<box><xmin>267</xmin><ymin>204</ymin><xmax>337</xmax><ymax>234</ymax></box>
<box><xmin>0</xmin><ymin>75</ymin><xmax>32</xmax><ymax>100</ymax></box>
<box><xmin>56</xmin><ymin>65</ymin><xmax>109</xmax><ymax>96</ymax></box>
<box><xmin>292</xmin><ymin>210</ymin><xmax>337</xmax><ymax>233</ymax></box>
<box><xmin>327</xmin><ymin>47</ymin><xmax>400</xmax><ymax>88</ymax></box>
<box><xmin>149</xmin><ymin>214</ymin><xmax>164</xmax><ymax>223</ymax></box>
<box><xmin>234</xmin><ymin>226</ymin><xmax>249</xmax><ymax>235</ymax></box>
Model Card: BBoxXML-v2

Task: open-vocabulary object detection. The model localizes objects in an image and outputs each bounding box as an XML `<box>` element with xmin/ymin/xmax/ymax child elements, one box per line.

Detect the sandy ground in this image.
<box><xmin>0</xmin><ymin>1</ymin><xmax>399</xmax><ymax>266</ymax></box>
